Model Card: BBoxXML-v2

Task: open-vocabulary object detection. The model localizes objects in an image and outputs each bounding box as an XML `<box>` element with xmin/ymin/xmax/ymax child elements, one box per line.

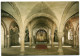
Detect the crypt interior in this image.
<box><xmin>1</xmin><ymin>2</ymin><xmax>79</xmax><ymax>55</ymax></box>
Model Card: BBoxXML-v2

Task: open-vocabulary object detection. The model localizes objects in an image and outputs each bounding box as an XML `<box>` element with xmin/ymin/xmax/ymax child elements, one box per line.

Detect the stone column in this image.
<box><xmin>73</xmin><ymin>31</ymin><xmax>76</xmax><ymax>48</ymax></box>
<box><xmin>51</xmin><ymin>25</ymin><xmax>55</xmax><ymax>47</ymax></box>
<box><xmin>7</xmin><ymin>34</ymin><xmax>10</xmax><ymax>48</ymax></box>
<box><xmin>20</xmin><ymin>27</ymin><xmax>25</xmax><ymax>53</ymax></box>
<box><xmin>29</xmin><ymin>25</ymin><xmax>32</xmax><ymax>47</ymax></box>
<box><xmin>51</xmin><ymin>34</ymin><xmax>54</xmax><ymax>47</ymax></box>
<box><xmin>76</xmin><ymin>34</ymin><xmax>77</xmax><ymax>47</ymax></box>
<box><xmin>6</xmin><ymin>29</ymin><xmax>10</xmax><ymax>48</ymax></box>
<box><xmin>76</xmin><ymin>30</ymin><xmax>79</xmax><ymax>47</ymax></box>
<box><xmin>57</xmin><ymin>32</ymin><xmax>64</xmax><ymax>55</ymax></box>
<box><xmin>48</xmin><ymin>29</ymin><xmax>51</xmax><ymax>44</ymax></box>
<box><xmin>4</xmin><ymin>34</ymin><xmax>7</xmax><ymax>48</ymax></box>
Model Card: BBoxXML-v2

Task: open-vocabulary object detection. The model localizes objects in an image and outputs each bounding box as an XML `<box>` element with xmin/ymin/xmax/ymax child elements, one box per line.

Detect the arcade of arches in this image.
<box><xmin>1</xmin><ymin>2</ymin><xmax>79</xmax><ymax>55</ymax></box>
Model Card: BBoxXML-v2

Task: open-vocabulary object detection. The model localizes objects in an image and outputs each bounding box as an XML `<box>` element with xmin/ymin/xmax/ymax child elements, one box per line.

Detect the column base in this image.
<box><xmin>29</xmin><ymin>45</ymin><xmax>32</xmax><ymax>48</ymax></box>
<box><xmin>73</xmin><ymin>45</ymin><xmax>77</xmax><ymax>48</ymax></box>
<box><xmin>20</xmin><ymin>47</ymin><xmax>25</xmax><ymax>53</ymax></box>
<box><xmin>7</xmin><ymin>46</ymin><xmax>10</xmax><ymax>48</ymax></box>
<box><xmin>20</xmin><ymin>46</ymin><xmax>25</xmax><ymax>55</ymax></box>
<box><xmin>58</xmin><ymin>48</ymin><xmax>64</xmax><ymax>55</ymax></box>
<box><xmin>20</xmin><ymin>51</ymin><xmax>24</xmax><ymax>55</ymax></box>
<box><xmin>51</xmin><ymin>45</ymin><xmax>54</xmax><ymax>48</ymax></box>
<box><xmin>21</xmin><ymin>50</ymin><xmax>25</xmax><ymax>53</ymax></box>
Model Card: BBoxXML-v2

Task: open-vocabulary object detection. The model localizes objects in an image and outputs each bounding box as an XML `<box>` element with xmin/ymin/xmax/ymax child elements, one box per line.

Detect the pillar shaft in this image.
<box><xmin>4</xmin><ymin>35</ymin><xmax>7</xmax><ymax>48</ymax></box>
<box><xmin>51</xmin><ymin>35</ymin><xmax>54</xmax><ymax>47</ymax></box>
<box><xmin>29</xmin><ymin>25</ymin><xmax>32</xmax><ymax>46</ymax></box>
<box><xmin>48</xmin><ymin>29</ymin><xmax>51</xmax><ymax>44</ymax></box>
<box><xmin>21</xmin><ymin>36</ymin><xmax>25</xmax><ymax>52</ymax></box>
<box><xmin>58</xmin><ymin>32</ymin><xmax>64</xmax><ymax>55</ymax></box>
<box><xmin>73</xmin><ymin>31</ymin><xmax>76</xmax><ymax>47</ymax></box>
<box><xmin>51</xmin><ymin>24</ymin><xmax>55</xmax><ymax>47</ymax></box>
<box><xmin>49</xmin><ymin>35</ymin><xmax>51</xmax><ymax>44</ymax></box>
<box><xmin>7</xmin><ymin>34</ymin><xmax>10</xmax><ymax>48</ymax></box>
<box><xmin>20</xmin><ymin>28</ymin><xmax>25</xmax><ymax>52</ymax></box>
<box><xmin>58</xmin><ymin>36</ymin><xmax>62</xmax><ymax>49</ymax></box>
<box><xmin>29</xmin><ymin>32</ymin><xmax>32</xmax><ymax>46</ymax></box>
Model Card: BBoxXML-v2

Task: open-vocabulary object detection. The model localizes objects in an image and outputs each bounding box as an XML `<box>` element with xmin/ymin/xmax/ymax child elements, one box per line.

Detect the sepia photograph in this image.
<box><xmin>1</xmin><ymin>1</ymin><xmax>79</xmax><ymax>56</ymax></box>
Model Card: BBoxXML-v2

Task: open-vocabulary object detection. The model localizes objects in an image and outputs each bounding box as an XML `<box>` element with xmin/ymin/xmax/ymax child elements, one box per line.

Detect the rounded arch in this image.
<box><xmin>64</xmin><ymin>20</ymin><xmax>74</xmax><ymax>31</ymax></box>
<box><xmin>33</xmin><ymin>27</ymin><xmax>49</xmax><ymax>37</ymax></box>
<box><xmin>9</xmin><ymin>21</ymin><xmax>19</xmax><ymax>46</ymax></box>
<box><xmin>30</xmin><ymin>16</ymin><xmax>54</xmax><ymax>30</ymax></box>
<box><xmin>60</xmin><ymin>2</ymin><xmax>78</xmax><ymax>31</ymax></box>
<box><xmin>2</xmin><ymin>2</ymin><xmax>22</xmax><ymax>23</ymax></box>
<box><xmin>61</xmin><ymin>2</ymin><xmax>76</xmax><ymax>23</ymax></box>
<box><xmin>63</xmin><ymin>12</ymin><xmax>79</xmax><ymax>31</ymax></box>
<box><xmin>9</xmin><ymin>21</ymin><xmax>19</xmax><ymax>32</ymax></box>
<box><xmin>36</xmin><ymin>28</ymin><xmax>47</xmax><ymax>35</ymax></box>
<box><xmin>1</xmin><ymin>9</ymin><xmax>20</xmax><ymax>28</ymax></box>
<box><xmin>36</xmin><ymin>29</ymin><xmax>48</xmax><ymax>42</ymax></box>
<box><xmin>25</xmin><ymin>13</ymin><xmax>58</xmax><ymax>31</ymax></box>
<box><xmin>36</xmin><ymin>29</ymin><xmax>47</xmax><ymax>35</ymax></box>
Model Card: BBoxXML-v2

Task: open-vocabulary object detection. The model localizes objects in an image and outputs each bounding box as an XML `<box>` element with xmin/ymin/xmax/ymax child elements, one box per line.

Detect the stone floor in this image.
<box><xmin>2</xmin><ymin>46</ymin><xmax>79</xmax><ymax>56</ymax></box>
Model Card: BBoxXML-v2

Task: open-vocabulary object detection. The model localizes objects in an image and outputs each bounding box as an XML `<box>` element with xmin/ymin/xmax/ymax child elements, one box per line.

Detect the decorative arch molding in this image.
<box><xmin>36</xmin><ymin>29</ymin><xmax>47</xmax><ymax>35</ymax></box>
<box><xmin>1</xmin><ymin>9</ymin><xmax>20</xmax><ymax>31</ymax></box>
<box><xmin>30</xmin><ymin>17</ymin><xmax>53</xmax><ymax>30</ymax></box>
<box><xmin>61</xmin><ymin>2</ymin><xmax>76</xmax><ymax>22</ymax></box>
<box><xmin>34</xmin><ymin>27</ymin><xmax>48</xmax><ymax>36</ymax></box>
<box><xmin>32</xmin><ymin>22</ymin><xmax>50</xmax><ymax>30</ymax></box>
<box><xmin>1</xmin><ymin>9</ymin><xmax>20</xmax><ymax>27</ymax></box>
<box><xmin>1</xmin><ymin>9</ymin><xmax>15</xmax><ymax>20</ymax></box>
<box><xmin>25</xmin><ymin>2</ymin><xmax>58</xmax><ymax>30</ymax></box>
<box><xmin>1</xmin><ymin>20</ymin><xmax>7</xmax><ymax>34</ymax></box>
<box><xmin>1</xmin><ymin>2</ymin><xmax>22</xmax><ymax>25</ymax></box>
<box><xmin>1</xmin><ymin>20</ymin><xmax>7</xmax><ymax>48</ymax></box>
<box><xmin>63</xmin><ymin>12</ymin><xmax>79</xmax><ymax>30</ymax></box>
<box><xmin>59</xmin><ymin>2</ymin><xmax>78</xmax><ymax>32</ymax></box>
<box><xmin>25</xmin><ymin>13</ymin><xmax>58</xmax><ymax>30</ymax></box>
<box><xmin>8</xmin><ymin>2</ymin><xmax>21</xmax><ymax>19</ymax></box>
<box><xmin>64</xmin><ymin>12</ymin><xmax>79</xmax><ymax>26</ymax></box>
<box><xmin>9</xmin><ymin>21</ymin><xmax>20</xmax><ymax>32</ymax></box>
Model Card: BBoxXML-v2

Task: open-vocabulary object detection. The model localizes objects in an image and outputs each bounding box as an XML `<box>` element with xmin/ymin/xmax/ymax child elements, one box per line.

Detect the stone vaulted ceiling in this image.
<box><xmin>1</xmin><ymin>2</ymin><xmax>79</xmax><ymax>29</ymax></box>
<box><xmin>14</xmin><ymin>2</ymin><xmax>68</xmax><ymax>21</ymax></box>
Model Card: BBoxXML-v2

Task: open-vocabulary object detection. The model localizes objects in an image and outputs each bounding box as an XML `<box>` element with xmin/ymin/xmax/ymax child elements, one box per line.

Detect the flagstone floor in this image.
<box><xmin>2</xmin><ymin>46</ymin><xmax>79</xmax><ymax>56</ymax></box>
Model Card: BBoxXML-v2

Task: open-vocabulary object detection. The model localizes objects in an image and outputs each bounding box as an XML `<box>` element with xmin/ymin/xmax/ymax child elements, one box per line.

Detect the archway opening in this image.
<box><xmin>36</xmin><ymin>29</ymin><xmax>48</xmax><ymax>42</ymax></box>
<box><xmin>25</xmin><ymin>15</ymin><xmax>57</xmax><ymax>48</ymax></box>
<box><xmin>25</xmin><ymin>29</ymin><xmax>29</xmax><ymax>42</ymax></box>
<box><xmin>24</xmin><ymin>29</ymin><xmax>29</xmax><ymax>45</ymax></box>
<box><xmin>64</xmin><ymin>16</ymin><xmax>79</xmax><ymax>47</ymax></box>
<box><xmin>54</xmin><ymin>30</ymin><xmax>58</xmax><ymax>42</ymax></box>
<box><xmin>10</xmin><ymin>21</ymin><xmax>19</xmax><ymax>46</ymax></box>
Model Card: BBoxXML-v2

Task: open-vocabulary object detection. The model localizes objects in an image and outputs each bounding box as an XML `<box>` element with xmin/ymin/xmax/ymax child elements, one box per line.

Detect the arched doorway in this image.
<box><xmin>9</xmin><ymin>21</ymin><xmax>19</xmax><ymax>46</ymax></box>
<box><xmin>36</xmin><ymin>29</ymin><xmax>48</xmax><ymax>42</ymax></box>
<box><xmin>24</xmin><ymin>29</ymin><xmax>29</xmax><ymax>45</ymax></box>
<box><xmin>64</xmin><ymin>16</ymin><xmax>79</xmax><ymax>47</ymax></box>
<box><xmin>25</xmin><ymin>29</ymin><xmax>29</xmax><ymax>42</ymax></box>
<box><xmin>64</xmin><ymin>18</ymin><xmax>74</xmax><ymax>46</ymax></box>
